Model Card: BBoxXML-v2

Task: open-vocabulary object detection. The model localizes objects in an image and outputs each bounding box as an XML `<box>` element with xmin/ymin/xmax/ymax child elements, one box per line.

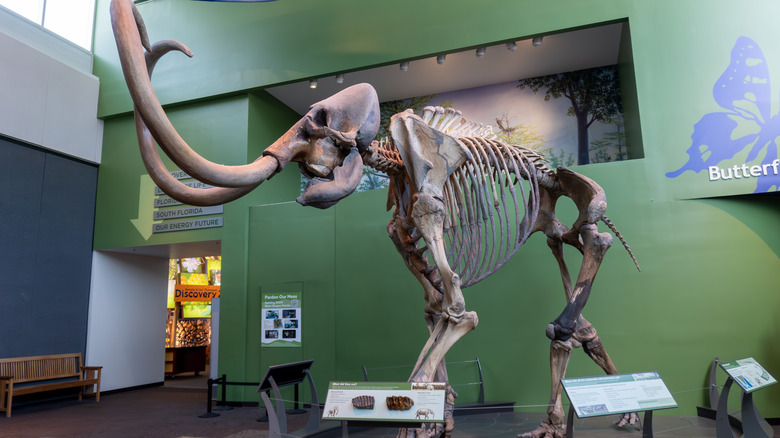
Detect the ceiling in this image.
<box><xmin>267</xmin><ymin>22</ymin><xmax>624</xmax><ymax>115</ymax></box>
<box><xmin>103</xmin><ymin>240</ymin><xmax>222</xmax><ymax>259</ymax></box>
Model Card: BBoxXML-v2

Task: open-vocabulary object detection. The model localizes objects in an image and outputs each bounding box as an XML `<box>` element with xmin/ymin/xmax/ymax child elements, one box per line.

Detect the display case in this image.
<box><xmin>165</xmin><ymin>346</ymin><xmax>207</xmax><ymax>376</ymax></box>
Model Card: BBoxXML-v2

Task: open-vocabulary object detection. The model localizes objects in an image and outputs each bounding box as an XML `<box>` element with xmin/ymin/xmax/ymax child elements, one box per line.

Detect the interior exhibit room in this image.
<box><xmin>1</xmin><ymin>0</ymin><xmax>779</xmax><ymax>437</ymax></box>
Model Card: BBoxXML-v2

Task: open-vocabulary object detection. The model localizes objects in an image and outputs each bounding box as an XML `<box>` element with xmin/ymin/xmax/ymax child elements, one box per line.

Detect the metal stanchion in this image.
<box><xmin>198</xmin><ymin>377</ymin><xmax>220</xmax><ymax>418</ymax></box>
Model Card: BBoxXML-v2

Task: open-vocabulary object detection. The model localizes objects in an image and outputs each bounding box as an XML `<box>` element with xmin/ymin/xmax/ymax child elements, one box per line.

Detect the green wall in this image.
<box><xmin>92</xmin><ymin>0</ymin><xmax>780</xmax><ymax>417</ymax></box>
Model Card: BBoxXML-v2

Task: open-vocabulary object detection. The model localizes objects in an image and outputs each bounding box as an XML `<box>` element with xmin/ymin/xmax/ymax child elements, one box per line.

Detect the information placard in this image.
<box><xmin>720</xmin><ymin>357</ymin><xmax>777</xmax><ymax>393</ymax></box>
<box><xmin>261</xmin><ymin>292</ymin><xmax>301</xmax><ymax>347</ymax></box>
<box><xmin>561</xmin><ymin>372</ymin><xmax>677</xmax><ymax>418</ymax></box>
<box><xmin>322</xmin><ymin>381</ymin><xmax>446</xmax><ymax>423</ymax></box>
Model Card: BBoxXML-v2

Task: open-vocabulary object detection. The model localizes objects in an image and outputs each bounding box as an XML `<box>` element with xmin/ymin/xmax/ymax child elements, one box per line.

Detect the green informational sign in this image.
<box><xmin>261</xmin><ymin>292</ymin><xmax>301</xmax><ymax>347</ymax></box>
<box><xmin>322</xmin><ymin>381</ymin><xmax>446</xmax><ymax>423</ymax></box>
<box><xmin>720</xmin><ymin>357</ymin><xmax>777</xmax><ymax>393</ymax></box>
<box><xmin>561</xmin><ymin>372</ymin><xmax>677</xmax><ymax>418</ymax></box>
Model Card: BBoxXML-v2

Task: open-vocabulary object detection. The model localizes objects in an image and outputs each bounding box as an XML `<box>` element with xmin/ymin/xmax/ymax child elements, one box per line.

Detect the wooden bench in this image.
<box><xmin>0</xmin><ymin>353</ymin><xmax>102</xmax><ymax>417</ymax></box>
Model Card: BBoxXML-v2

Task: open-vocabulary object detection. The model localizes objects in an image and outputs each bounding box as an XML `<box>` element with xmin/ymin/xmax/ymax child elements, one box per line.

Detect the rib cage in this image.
<box><xmin>420</xmin><ymin>106</ymin><xmax>549</xmax><ymax>288</ymax></box>
<box><xmin>442</xmin><ymin>137</ymin><xmax>541</xmax><ymax>287</ymax></box>
<box><xmin>368</xmin><ymin>106</ymin><xmax>639</xmax><ymax>288</ymax></box>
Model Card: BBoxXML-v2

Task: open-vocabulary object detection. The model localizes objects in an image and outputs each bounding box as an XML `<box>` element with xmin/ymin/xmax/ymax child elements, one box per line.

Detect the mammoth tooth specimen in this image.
<box><xmin>351</xmin><ymin>395</ymin><xmax>375</xmax><ymax>410</ymax></box>
<box><xmin>386</xmin><ymin>395</ymin><xmax>414</xmax><ymax>411</ymax></box>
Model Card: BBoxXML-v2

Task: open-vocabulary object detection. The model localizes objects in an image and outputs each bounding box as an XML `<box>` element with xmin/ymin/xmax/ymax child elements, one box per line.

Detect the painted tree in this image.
<box><xmin>494</xmin><ymin>113</ymin><xmax>573</xmax><ymax>167</ymax></box>
<box><xmin>517</xmin><ymin>65</ymin><xmax>622</xmax><ymax>165</ymax></box>
<box><xmin>378</xmin><ymin>95</ymin><xmax>440</xmax><ymax>140</ymax></box>
<box><xmin>590</xmin><ymin>115</ymin><xmax>628</xmax><ymax>163</ymax></box>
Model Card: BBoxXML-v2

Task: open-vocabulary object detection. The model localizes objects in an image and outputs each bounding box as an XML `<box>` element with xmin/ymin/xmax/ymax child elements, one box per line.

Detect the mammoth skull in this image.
<box><xmin>110</xmin><ymin>0</ymin><xmax>379</xmax><ymax>208</ymax></box>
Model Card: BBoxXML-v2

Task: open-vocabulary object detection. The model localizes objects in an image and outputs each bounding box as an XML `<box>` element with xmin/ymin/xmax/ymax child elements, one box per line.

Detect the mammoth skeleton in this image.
<box><xmin>111</xmin><ymin>1</ymin><xmax>640</xmax><ymax>436</ymax></box>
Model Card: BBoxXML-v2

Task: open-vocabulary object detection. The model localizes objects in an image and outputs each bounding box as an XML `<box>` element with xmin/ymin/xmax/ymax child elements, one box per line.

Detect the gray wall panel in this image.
<box><xmin>0</xmin><ymin>138</ymin><xmax>97</xmax><ymax>358</ymax></box>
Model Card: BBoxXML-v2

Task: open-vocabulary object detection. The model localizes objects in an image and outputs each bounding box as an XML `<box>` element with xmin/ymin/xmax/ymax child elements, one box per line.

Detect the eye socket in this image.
<box><xmin>314</xmin><ymin>107</ymin><xmax>329</xmax><ymax>127</ymax></box>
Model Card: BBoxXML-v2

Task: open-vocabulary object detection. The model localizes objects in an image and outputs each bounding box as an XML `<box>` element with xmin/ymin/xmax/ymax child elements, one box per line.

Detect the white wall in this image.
<box><xmin>0</xmin><ymin>6</ymin><xmax>103</xmax><ymax>163</ymax></box>
<box><xmin>86</xmin><ymin>251</ymin><xmax>169</xmax><ymax>392</ymax></box>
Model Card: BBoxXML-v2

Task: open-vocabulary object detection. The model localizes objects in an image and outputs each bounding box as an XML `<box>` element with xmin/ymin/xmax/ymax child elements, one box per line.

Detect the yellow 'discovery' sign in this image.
<box><xmin>174</xmin><ymin>284</ymin><xmax>220</xmax><ymax>302</ymax></box>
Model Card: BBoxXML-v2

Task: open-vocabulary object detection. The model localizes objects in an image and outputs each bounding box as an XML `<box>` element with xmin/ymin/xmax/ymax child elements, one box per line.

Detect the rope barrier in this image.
<box><xmin>361</xmin><ymin>359</ymin><xmax>478</xmax><ymax>372</ymax></box>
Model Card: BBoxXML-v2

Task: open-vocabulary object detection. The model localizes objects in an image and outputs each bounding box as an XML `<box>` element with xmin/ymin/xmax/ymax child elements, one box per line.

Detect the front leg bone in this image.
<box><xmin>411</xmin><ymin>193</ymin><xmax>466</xmax><ymax>322</ymax></box>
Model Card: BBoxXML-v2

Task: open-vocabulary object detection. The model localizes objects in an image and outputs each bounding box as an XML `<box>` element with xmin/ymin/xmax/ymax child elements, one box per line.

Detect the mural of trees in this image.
<box><xmin>589</xmin><ymin>116</ymin><xmax>627</xmax><ymax>163</ymax></box>
<box><xmin>494</xmin><ymin>113</ymin><xmax>574</xmax><ymax>168</ymax></box>
<box><xmin>517</xmin><ymin>65</ymin><xmax>623</xmax><ymax>165</ymax></box>
<box><xmin>377</xmin><ymin>95</ymin><xmax>441</xmax><ymax>140</ymax></box>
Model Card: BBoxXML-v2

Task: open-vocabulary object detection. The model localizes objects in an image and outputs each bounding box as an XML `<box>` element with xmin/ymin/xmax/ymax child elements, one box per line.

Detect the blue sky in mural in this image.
<box><xmin>666</xmin><ymin>36</ymin><xmax>780</xmax><ymax>192</ymax></box>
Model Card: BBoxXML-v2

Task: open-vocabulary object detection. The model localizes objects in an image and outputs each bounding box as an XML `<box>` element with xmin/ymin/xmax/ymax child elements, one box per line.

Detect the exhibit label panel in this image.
<box><xmin>561</xmin><ymin>372</ymin><xmax>677</xmax><ymax>418</ymax></box>
<box><xmin>261</xmin><ymin>292</ymin><xmax>301</xmax><ymax>347</ymax></box>
<box><xmin>720</xmin><ymin>357</ymin><xmax>777</xmax><ymax>393</ymax></box>
<box><xmin>322</xmin><ymin>381</ymin><xmax>446</xmax><ymax>422</ymax></box>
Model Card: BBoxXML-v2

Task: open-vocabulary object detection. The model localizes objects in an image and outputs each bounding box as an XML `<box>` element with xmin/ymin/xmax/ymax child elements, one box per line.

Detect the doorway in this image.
<box><xmin>164</xmin><ymin>255</ymin><xmax>221</xmax><ymax>389</ymax></box>
<box><xmin>86</xmin><ymin>241</ymin><xmax>221</xmax><ymax>393</ymax></box>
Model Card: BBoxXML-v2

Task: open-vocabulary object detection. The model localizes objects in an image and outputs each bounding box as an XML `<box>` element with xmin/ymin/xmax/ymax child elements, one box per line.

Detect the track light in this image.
<box><xmin>475</xmin><ymin>47</ymin><xmax>486</xmax><ymax>58</ymax></box>
<box><xmin>309</xmin><ymin>78</ymin><xmax>318</xmax><ymax>89</ymax></box>
<box><xmin>335</xmin><ymin>74</ymin><xmax>344</xmax><ymax>84</ymax></box>
<box><xmin>532</xmin><ymin>36</ymin><xmax>543</xmax><ymax>47</ymax></box>
<box><xmin>399</xmin><ymin>61</ymin><xmax>410</xmax><ymax>71</ymax></box>
<box><xmin>505</xmin><ymin>41</ymin><xmax>517</xmax><ymax>52</ymax></box>
<box><xmin>436</xmin><ymin>54</ymin><xmax>446</xmax><ymax>65</ymax></box>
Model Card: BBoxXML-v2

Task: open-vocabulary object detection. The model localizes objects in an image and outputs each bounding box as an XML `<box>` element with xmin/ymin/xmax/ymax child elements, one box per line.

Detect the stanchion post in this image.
<box><xmin>475</xmin><ymin>356</ymin><xmax>485</xmax><ymax>405</ymax></box>
<box><xmin>199</xmin><ymin>377</ymin><xmax>220</xmax><ymax>418</ymax></box>
<box><xmin>214</xmin><ymin>374</ymin><xmax>233</xmax><ymax>412</ymax></box>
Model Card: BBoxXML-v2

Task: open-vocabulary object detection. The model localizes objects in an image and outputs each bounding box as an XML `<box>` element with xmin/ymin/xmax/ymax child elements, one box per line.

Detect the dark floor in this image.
<box><xmin>1</xmin><ymin>380</ymin><xmax>778</xmax><ymax>438</ymax></box>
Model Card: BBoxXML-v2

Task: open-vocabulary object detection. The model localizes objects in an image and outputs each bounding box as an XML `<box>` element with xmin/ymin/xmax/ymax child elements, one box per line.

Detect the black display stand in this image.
<box><xmin>257</xmin><ymin>360</ymin><xmax>338</xmax><ymax>438</ymax></box>
<box><xmin>715</xmin><ymin>377</ymin><xmax>773</xmax><ymax>438</ymax></box>
<box><xmin>697</xmin><ymin>357</ymin><xmax>726</xmax><ymax>420</ymax></box>
<box><xmin>564</xmin><ymin>405</ymin><xmax>651</xmax><ymax>438</ymax></box>
<box><xmin>560</xmin><ymin>372</ymin><xmax>677</xmax><ymax>438</ymax></box>
<box><xmin>697</xmin><ymin>357</ymin><xmax>774</xmax><ymax>438</ymax></box>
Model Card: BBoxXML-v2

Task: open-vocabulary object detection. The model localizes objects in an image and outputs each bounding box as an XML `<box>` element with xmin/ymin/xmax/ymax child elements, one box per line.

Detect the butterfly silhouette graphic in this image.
<box><xmin>666</xmin><ymin>36</ymin><xmax>780</xmax><ymax>192</ymax></box>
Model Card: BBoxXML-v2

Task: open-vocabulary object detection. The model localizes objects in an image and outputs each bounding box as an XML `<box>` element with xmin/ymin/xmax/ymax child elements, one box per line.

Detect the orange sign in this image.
<box><xmin>174</xmin><ymin>284</ymin><xmax>220</xmax><ymax>302</ymax></box>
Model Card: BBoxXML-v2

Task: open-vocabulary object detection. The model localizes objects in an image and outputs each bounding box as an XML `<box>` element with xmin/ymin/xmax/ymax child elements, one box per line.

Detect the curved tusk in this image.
<box><xmin>135</xmin><ymin>107</ymin><xmax>264</xmax><ymax>206</ymax></box>
<box><xmin>111</xmin><ymin>0</ymin><xmax>303</xmax><ymax>188</ymax></box>
<box><xmin>133</xmin><ymin>40</ymin><xmax>276</xmax><ymax>206</ymax></box>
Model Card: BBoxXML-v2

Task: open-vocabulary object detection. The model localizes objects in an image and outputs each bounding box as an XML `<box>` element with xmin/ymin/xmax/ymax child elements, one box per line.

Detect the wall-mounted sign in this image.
<box><xmin>666</xmin><ymin>36</ymin><xmax>780</xmax><ymax>198</ymax></box>
<box><xmin>154</xmin><ymin>180</ymin><xmax>213</xmax><ymax>195</ymax></box>
<box><xmin>174</xmin><ymin>284</ymin><xmax>220</xmax><ymax>302</ymax></box>
<box><xmin>261</xmin><ymin>292</ymin><xmax>301</xmax><ymax>347</ymax></box>
<box><xmin>152</xmin><ymin>217</ymin><xmax>223</xmax><ymax>233</ymax></box>
<box><xmin>153</xmin><ymin>205</ymin><xmax>223</xmax><ymax>220</ymax></box>
<box><xmin>136</xmin><ymin>170</ymin><xmax>225</xmax><ymax>234</ymax></box>
<box><xmin>154</xmin><ymin>196</ymin><xmax>184</xmax><ymax>208</ymax></box>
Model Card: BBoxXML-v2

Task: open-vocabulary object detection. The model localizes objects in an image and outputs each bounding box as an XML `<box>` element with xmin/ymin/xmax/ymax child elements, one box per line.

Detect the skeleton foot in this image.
<box><xmin>517</xmin><ymin>418</ymin><xmax>566</xmax><ymax>438</ymax></box>
<box><xmin>613</xmin><ymin>412</ymin><xmax>641</xmax><ymax>429</ymax></box>
<box><xmin>410</xmin><ymin>311</ymin><xmax>478</xmax><ymax>382</ymax></box>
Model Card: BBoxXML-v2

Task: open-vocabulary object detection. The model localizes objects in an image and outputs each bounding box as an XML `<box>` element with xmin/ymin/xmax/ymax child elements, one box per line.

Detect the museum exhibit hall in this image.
<box><xmin>1</xmin><ymin>0</ymin><xmax>779</xmax><ymax>437</ymax></box>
